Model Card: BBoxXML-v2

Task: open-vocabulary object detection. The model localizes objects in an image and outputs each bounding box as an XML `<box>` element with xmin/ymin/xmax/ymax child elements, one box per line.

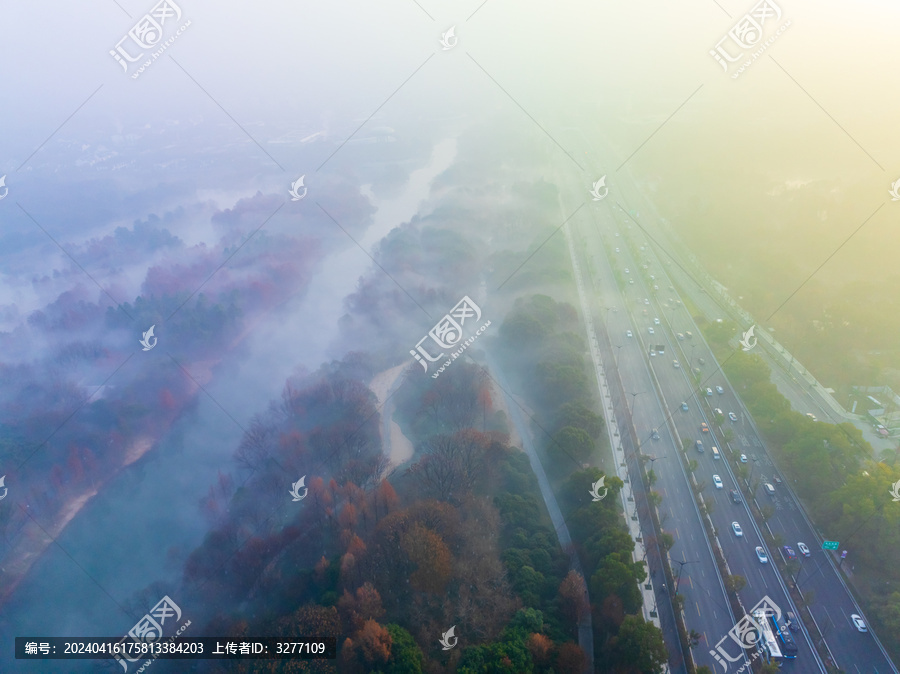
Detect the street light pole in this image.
<box><xmin>673</xmin><ymin>559</ymin><xmax>700</xmax><ymax>596</ymax></box>
<box><xmin>615</xmin><ymin>344</ymin><xmax>624</xmax><ymax>366</ymax></box>
<box><xmin>628</xmin><ymin>391</ymin><xmax>645</xmax><ymax>414</ymax></box>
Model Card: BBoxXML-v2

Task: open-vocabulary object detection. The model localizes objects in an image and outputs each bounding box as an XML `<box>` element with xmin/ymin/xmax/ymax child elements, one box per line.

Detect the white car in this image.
<box><xmin>644</xmin><ymin>298</ymin><xmax>650</xmax><ymax>305</ymax></box>
<box><xmin>615</xmin><ymin>247</ymin><xmax>620</xmax><ymax>252</ymax></box>
<box><xmin>648</xmin><ymin>327</ymin><xmax>655</xmax><ymax>335</ymax></box>
<box><xmin>713</xmin><ymin>475</ymin><xmax>723</xmax><ymax>489</ymax></box>
<box><xmin>629</xmin><ymin>279</ymin><xmax>635</xmax><ymax>284</ymax></box>
<box><xmin>653</xmin><ymin>317</ymin><xmax>660</xmax><ymax>325</ymax></box>
<box><xmin>714</xmin><ymin>408</ymin><xmax>723</xmax><ymax>416</ymax></box>
<box><xmin>728</xmin><ymin>412</ymin><xmax>738</xmax><ymax>422</ymax></box>
<box><xmin>673</xmin><ymin>360</ymin><xmax>680</xmax><ymax>368</ymax></box>
<box><xmin>716</xmin><ymin>386</ymin><xmax>725</xmax><ymax>394</ymax></box>
<box><xmin>740</xmin><ymin>454</ymin><xmax>748</xmax><ymax>463</ymax></box>
<box><xmin>798</xmin><ymin>542</ymin><xmax>810</xmax><ymax>557</ymax></box>
<box><xmin>851</xmin><ymin>614</ymin><xmax>867</xmax><ymax>632</ymax></box>
<box><xmin>732</xmin><ymin>522</ymin><xmax>743</xmax><ymax>537</ymax></box>
<box><xmin>626</xmin><ymin>330</ymin><xmax>633</xmax><ymax>338</ymax></box>
<box><xmin>706</xmin><ymin>388</ymin><xmax>713</xmax><ymax>396</ymax></box>
<box><xmin>625</xmin><ymin>268</ymin><xmax>630</xmax><ymax>274</ymax></box>
<box><xmin>756</xmin><ymin>546</ymin><xmax>768</xmax><ymax>563</ymax></box>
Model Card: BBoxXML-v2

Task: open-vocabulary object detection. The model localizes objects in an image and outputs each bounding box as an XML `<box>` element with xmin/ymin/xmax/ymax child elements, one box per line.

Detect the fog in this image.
<box><xmin>2</xmin><ymin>0</ymin><xmax>900</xmax><ymax>671</ymax></box>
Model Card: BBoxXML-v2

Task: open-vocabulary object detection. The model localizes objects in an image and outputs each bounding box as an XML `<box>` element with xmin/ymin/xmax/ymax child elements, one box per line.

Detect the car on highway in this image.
<box><xmin>653</xmin><ymin>284</ymin><xmax>659</xmax><ymax>290</ymax></box>
<box><xmin>714</xmin><ymin>407</ymin><xmax>723</xmax><ymax>416</ymax></box>
<box><xmin>673</xmin><ymin>359</ymin><xmax>680</xmax><ymax>368</ymax></box>
<box><xmin>625</xmin><ymin>268</ymin><xmax>630</xmax><ymax>274</ymax></box>
<box><xmin>740</xmin><ymin>454</ymin><xmax>748</xmax><ymax>463</ymax></box>
<box><xmin>764</xmin><ymin>483</ymin><xmax>776</xmax><ymax>496</ymax></box>
<box><xmin>615</xmin><ymin>247</ymin><xmax>620</xmax><ymax>252</ymax></box>
<box><xmin>716</xmin><ymin>386</ymin><xmax>725</xmax><ymax>394</ymax></box>
<box><xmin>644</xmin><ymin>298</ymin><xmax>650</xmax><ymax>305</ymax></box>
<box><xmin>732</xmin><ymin>522</ymin><xmax>743</xmax><ymax>537</ymax></box>
<box><xmin>806</xmin><ymin>412</ymin><xmax>818</xmax><ymax>422</ymax></box>
<box><xmin>773</xmin><ymin>475</ymin><xmax>783</xmax><ymax>485</ymax></box>
<box><xmin>728</xmin><ymin>412</ymin><xmax>738</xmax><ymax>422</ymax></box>
<box><xmin>685</xmin><ymin>331</ymin><xmax>693</xmax><ymax>338</ymax></box>
<box><xmin>653</xmin><ymin>317</ymin><xmax>660</xmax><ymax>325</ymax></box>
<box><xmin>696</xmin><ymin>440</ymin><xmax>704</xmax><ymax>452</ymax></box>
<box><xmin>681</xmin><ymin>402</ymin><xmax>689</xmax><ymax>411</ymax></box>
<box><xmin>701</xmin><ymin>422</ymin><xmax>709</xmax><ymax>432</ymax></box>
<box><xmin>783</xmin><ymin>546</ymin><xmax>797</xmax><ymax>560</ymax></box>
<box><xmin>713</xmin><ymin>474</ymin><xmax>723</xmax><ymax>489</ymax></box>
<box><xmin>615</xmin><ymin>232</ymin><xmax>619</xmax><ymax>237</ymax></box>
<box><xmin>677</xmin><ymin>332</ymin><xmax>685</xmax><ymax>340</ymax></box>
<box><xmin>648</xmin><ymin>327</ymin><xmax>654</xmax><ymax>334</ymax></box>
<box><xmin>706</xmin><ymin>387</ymin><xmax>713</xmax><ymax>396</ymax></box>
<box><xmin>798</xmin><ymin>542</ymin><xmax>810</xmax><ymax>557</ymax></box>
<box><xmin>649</xmin><ymin>348</ymin><xmax>657</xmax><ymax>357</ymax></box>
<box><xmin>730</xmin><ymin>489</ymin><xmax>742</xmax><ymax>504</ymax></box>
<box><xmin>698</xmin><ymin>357</ymin><xmax>706</xmax><ymax>365</ymax></box>
<box><xmin>652</xmin><ymin>430</ymin><xmax>660</xmax><ymax>440</ymax></box>
<box><xmin>628</xmin><ymin>279</ymin><xmax>634</xmax><ymax>284</ymax></box>
<box><xmin>756</xmin><ymin>546</ymin><xmax>768</xmax><ymax>563</ymax></box>
<box><xmin>626</xmin><ymin>330</ymin><xmax>633</xmax><ymax>338</ymax></box>
<box><xmin>851</xmin><ymin>614</ymin><xmax>867</xmax><ymax>632</ymax></box>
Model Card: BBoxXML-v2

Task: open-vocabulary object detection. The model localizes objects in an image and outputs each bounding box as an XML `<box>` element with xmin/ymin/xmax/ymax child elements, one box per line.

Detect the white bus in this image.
<box><xmin>753</xmin><ymin>610</ymin><xmax>783</xmax><ymax>661</ymax></box>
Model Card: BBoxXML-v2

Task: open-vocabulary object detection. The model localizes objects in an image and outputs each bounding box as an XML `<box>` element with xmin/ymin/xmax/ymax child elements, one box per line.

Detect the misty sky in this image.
<box><xmin>2</xmin><ymin>0</ymin><xmax>900</xmax><ymax>360</ymax></box>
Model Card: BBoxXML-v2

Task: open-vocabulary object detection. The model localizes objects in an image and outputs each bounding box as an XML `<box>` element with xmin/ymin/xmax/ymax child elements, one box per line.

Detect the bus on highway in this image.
<box><xmin>769</xmin><ymin>612</ymin><xmax>798</xmax><ymax>658</ymax></box>
<box><xmin>753</xmin><ymin>610</ymin><xmax>782</xmax><ymax>660</ymax></box>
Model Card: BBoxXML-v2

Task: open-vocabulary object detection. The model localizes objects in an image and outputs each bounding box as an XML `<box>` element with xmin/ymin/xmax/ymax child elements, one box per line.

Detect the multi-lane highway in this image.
<box><xmin>556</xmin><ymin>174</ymin><xmax>748</xmax><ymax>671</ymax></box>
<box><xmin>585</xmin><ymin>157</ymin><xmax>898</xmax><ymax>674</ymax></box>
<box><xmin>571</xmin><ymin>209</ymin><xmax>821</xmax><ymax>673</ymax></box>
<box><xmin>548</xmin><ymin>123</ymin><xmax>895</xmax><ymax>673</ymax></box>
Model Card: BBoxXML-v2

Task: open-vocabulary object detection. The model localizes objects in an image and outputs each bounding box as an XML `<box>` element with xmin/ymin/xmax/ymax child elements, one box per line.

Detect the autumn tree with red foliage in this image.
<box><xmin>337</xmin><ymin>582</ymin><xmax>386</xmax><ymax>634</ymax></box>
<box><xmin>558</xmin><ymin>570</ymin><xmax>590</xmax><ymax>629</ymax></box>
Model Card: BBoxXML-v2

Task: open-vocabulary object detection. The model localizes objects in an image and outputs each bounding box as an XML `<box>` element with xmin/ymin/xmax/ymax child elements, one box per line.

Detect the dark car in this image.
<box><xmin>730</xmin><ymin>489</ymin><xmax>741</xmax><ymax>504</ymax></box>
<box><xmin>783</xmin><ymin>545</ymin><xmax>797</xmax><ymax>561</ymax></box>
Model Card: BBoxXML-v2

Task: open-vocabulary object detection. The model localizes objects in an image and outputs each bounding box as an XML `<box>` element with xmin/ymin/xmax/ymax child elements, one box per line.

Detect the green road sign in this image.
<box><xmin>822</xmin><ymin>541</ymin><xmax>839</xmax><ymax>550</ymax></box>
